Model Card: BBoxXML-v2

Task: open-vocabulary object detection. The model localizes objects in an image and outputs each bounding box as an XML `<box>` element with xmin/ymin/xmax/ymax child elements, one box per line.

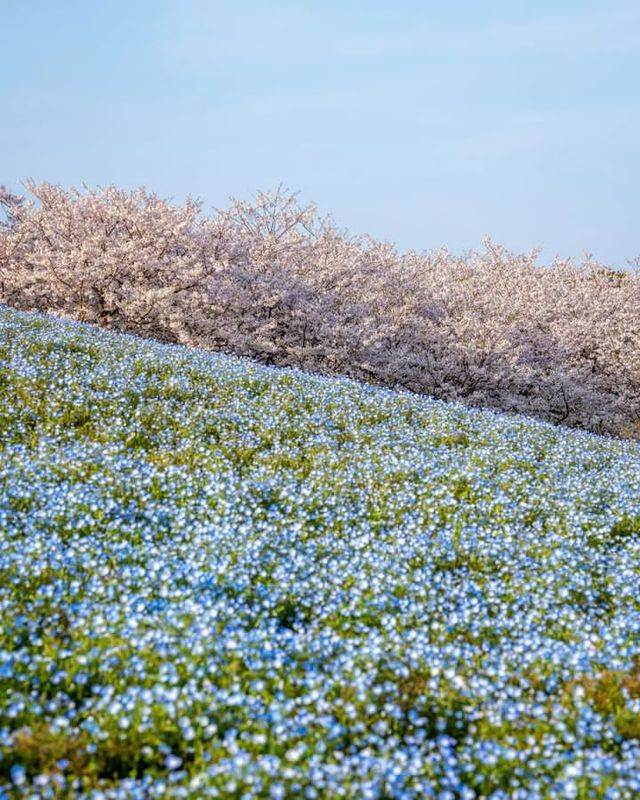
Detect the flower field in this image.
<box><xmin>1</xmin><ymin>306</ymin><xmax>640</xmax><ymax>798</ymax></box>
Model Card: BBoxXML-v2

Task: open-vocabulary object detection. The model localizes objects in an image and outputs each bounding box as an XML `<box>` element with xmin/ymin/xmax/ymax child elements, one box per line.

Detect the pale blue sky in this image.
<box><xmin>2</xmin><ymin>1</ymin><xmax>639</xmax><ymax>264</ymax></box>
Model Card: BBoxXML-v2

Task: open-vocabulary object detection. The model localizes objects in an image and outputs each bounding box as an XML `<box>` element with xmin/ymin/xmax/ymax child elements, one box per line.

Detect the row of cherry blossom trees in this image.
<box><xmin>1</xmin><ymin>181</ymin><xmax>638</xmax><ymax>436</ymax></box>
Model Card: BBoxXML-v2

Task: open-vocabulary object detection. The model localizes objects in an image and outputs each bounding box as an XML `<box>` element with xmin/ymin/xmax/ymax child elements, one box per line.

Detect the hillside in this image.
<box><xmin>1</xmin><ymin>306</ymin><xmax>640</xmax><ymax>797</ymax></box>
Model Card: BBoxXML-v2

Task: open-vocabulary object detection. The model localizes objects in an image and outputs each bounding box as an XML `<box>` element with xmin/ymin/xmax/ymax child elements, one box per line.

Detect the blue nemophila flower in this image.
<box><xmin>9</xmin><ymin>765</ymin><xmax>26</xmax><ymax>786</ymax></box>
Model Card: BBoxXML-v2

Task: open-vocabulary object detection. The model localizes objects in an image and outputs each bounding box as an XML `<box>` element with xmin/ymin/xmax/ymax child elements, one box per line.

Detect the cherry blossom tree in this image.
<box><xmin>1</xmin><ymin>180</ymin><xmax>639</xmax><ymax>436</ymax></box>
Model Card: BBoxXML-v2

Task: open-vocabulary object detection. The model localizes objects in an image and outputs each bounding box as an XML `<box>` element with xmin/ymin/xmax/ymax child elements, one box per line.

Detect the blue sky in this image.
<box><xmin>2</xmin><ymin>1</ymin><xmax>638</xmax><ymax>264</ymax></box>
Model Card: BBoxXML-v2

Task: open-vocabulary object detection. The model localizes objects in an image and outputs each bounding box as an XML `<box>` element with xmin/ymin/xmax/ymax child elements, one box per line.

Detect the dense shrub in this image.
<box><xmin>1</xmin><ymin>181</ymin><xmax>639</xmax><ymax>435</ymax></box>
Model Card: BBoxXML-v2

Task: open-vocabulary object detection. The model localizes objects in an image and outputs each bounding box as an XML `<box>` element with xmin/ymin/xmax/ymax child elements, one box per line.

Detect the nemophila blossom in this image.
<box><xmin>0</xmin><ymin>307</ymin><xmax>639</xmax><ymax>797</ymax></box>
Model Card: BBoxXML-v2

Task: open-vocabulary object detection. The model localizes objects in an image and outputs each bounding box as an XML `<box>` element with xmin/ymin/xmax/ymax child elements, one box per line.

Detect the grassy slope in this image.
<box><xmin>1</xmin><ymin>306</ymin><xmax>640</xmax><ymax>798</ymax></box>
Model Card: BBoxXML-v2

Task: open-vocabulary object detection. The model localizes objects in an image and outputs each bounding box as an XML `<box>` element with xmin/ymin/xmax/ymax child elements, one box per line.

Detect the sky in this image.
<box><xmin>1</xmin><ymin>0</ymin><xmax>639</xmax><ymax>265</ymax></box>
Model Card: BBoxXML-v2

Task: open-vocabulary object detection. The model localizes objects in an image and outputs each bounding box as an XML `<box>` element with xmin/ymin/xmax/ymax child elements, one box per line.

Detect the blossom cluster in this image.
<box><xmin>1</xmin><ymin>307</ymin><xmax>640</xmax><ymax>798</ymax></box>
<box><xmin>1</xmin><ymin>183</ymin><xmax>639</xmax><ymax>436</ymax></box>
